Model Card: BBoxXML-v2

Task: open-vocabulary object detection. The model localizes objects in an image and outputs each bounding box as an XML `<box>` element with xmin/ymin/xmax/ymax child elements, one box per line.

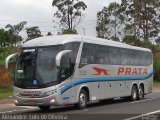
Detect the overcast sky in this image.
<box><xmin>0</xmin><ymin>0</ymin><xmax>121</xmax><ymax>37</ymax></box>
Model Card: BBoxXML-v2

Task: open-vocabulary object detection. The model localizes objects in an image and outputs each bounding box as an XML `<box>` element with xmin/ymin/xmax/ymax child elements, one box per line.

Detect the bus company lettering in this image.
<box><xmin>118</xmin><ymin>67</ymin><xmax>147</xmax><ymax>75</ymax></box>
<box><xmin>23</xmin><ymin>90</ymin><xmax>41</xmax><ymax>95</ymax></box>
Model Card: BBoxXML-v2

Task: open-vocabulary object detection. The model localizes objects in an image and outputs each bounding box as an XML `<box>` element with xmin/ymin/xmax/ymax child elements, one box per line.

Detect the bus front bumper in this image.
<box><xmin>14</xmin><ymin>93</ymin><xmax>62</xmax><ymax>106</ymax></box>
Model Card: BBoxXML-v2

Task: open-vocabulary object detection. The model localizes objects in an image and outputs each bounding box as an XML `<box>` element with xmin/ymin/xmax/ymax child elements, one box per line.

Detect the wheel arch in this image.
<box><xmin>131</xmin><ymin>82</ymin><xmax>138</xmax><ymax>89</ymax></box>
<box><xmin>139</xmin><ymin>82</ymin><xmax>144</xmax><ymax>89</ymax></box>
<box><xmin>139</xmin><ymin>82</ymin><xmax>145</xmax><ymax>93</ymax></box>
<box><xmin>76</xmin><ymin>85</ymin><xmax>90</xmax><ymax>103</ymax></box>
<box><xmin>130</xmin><ymin>82</ymin><xmax>138</xmax><ymax>94</ymax></box>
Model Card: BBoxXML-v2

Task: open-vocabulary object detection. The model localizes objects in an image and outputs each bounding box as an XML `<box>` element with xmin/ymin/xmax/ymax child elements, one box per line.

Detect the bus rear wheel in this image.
<box><xmin>130</xmin><ymin>85</ymin><xmax>138</xmax><ymax>101</ymax></box>
<box><xmin>138</xmin><ymin>85</ymin><xmax>144</xmax><ymax>100</ymax></box>
<box><xmin>39</xmin><ymin>106</ymin><xmax>50</xmax><ymax>111</ymax></box>
<box><xmin>77</xmin><ymin>89</ymin><xmax>88</xmax><ymax>109</ymax></box>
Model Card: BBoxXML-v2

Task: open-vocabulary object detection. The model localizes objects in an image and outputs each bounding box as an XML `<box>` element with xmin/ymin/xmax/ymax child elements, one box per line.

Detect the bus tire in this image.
<box><xmin>77</xmin><ymin>89</ymin><xmax>88</xmax><ymax>109</ymax></box>
<box><xmin>138</xmin><ymin>85</ymin><xmax>144</xmax><ymax>100</ymax></box>
<box><xmin>39</xmin><ymin>106</ymin><xmax>50</xmax><ymax>111</ymax></box>
<box><xmin>130</xmin><ymin>85</ymin><xmax>138</xmax><ymax>101</ymax></box>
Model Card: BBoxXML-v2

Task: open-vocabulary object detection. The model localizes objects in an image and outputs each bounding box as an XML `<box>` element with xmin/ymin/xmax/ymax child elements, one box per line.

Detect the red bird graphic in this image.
<box><xmin>92</xmin><ymin>67</ymin><xmax>110</xmax><ymax>75</ymax></box>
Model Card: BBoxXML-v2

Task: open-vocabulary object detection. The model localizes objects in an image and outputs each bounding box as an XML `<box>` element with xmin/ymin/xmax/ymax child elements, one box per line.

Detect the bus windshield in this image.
<box><xmin>15</xmin><ymin>46</ymin><xmax>62</xmax><ymax>88</ymax></box>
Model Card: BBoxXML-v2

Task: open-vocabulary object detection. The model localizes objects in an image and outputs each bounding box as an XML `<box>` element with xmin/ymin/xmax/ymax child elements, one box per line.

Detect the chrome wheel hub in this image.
<box><xmin>80</xmin><ymin>93</ymin><xmax>86</xmax><ymax>106</ymax></box>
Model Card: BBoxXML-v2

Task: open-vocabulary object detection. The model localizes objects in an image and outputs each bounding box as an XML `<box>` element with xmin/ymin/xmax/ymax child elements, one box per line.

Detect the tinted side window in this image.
<box><xmin>147</xmin><ymin>52</ymin><xmax>152</xmax><ymax>65</ymax></box>
<box><xmin>95</xmin><ymin>45</ymin><xmax>109</xmax><ymax>64</ymax></box>
<box><xmin>141</xmin><ymin>52</ymin><xmax>152</xmax><ymax>66</ymax></box>
<box><xmin>62</xmin><ymin>42</ymin><xmax>80</xmax><ymax>78</ymax></box>
<box><xmin>80</xmin><ymin>43</ymin><xmax>95</xmax><ymax>67</ymax></box>
<box><xmin>120</xmin><ymin>49</ymin><xmax>152</xmax><ymax>66</ymax></box>
<box><xmin>109</xmin><ymin>47</ymin><xmax>120</xmax><ymax>65</ymax></box>
<box><xmin>130</xmin><ymin>50</ymin><xmax>139</xmax><ymax>66</ymax></box>
<box><xmin>63</xmin><ymin>42</ymin><xmax>80</xmax><ymax>64</ymax></box>
<box><xmin>121</xmin><ymin>49</ymin><xmax>131</xmax><ymax>65</ymax></box>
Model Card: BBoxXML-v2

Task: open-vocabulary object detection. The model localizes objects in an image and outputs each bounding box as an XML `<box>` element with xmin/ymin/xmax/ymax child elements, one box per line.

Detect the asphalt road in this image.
<box><xmin>0</xmin><ymin>91</ymin><xmax>160</xmax><ymax>120</ymax></box>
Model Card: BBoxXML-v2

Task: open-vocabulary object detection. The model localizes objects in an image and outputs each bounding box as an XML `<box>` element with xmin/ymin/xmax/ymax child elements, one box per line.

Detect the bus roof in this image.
<box><xmin>23</xmin><ymin>35</ymin><xmax>151</xmax><ymax>52</ymax></box>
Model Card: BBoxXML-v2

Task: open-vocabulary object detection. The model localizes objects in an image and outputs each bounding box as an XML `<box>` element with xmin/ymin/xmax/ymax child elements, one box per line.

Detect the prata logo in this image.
<box><xmin>33</xmin><ymin>80</ymin><xmax>38</xmax><ymax>85</ymax></box>
<box><xmin>92</xmin><ymin>67</ymin><xmax>110</xmax><ymax>75</ymax></box>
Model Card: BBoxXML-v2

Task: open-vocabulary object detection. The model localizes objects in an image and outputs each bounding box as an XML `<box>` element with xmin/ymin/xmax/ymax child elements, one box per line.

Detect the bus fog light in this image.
<box><xmin>50</xmin><ymin>99</ymin><xmax>55</xmax><ymax>103</ymax></box>
<box><xmin>14</xmin><ymin>99</ymin><xmax>18</xmax><ymax>104</ymax></box>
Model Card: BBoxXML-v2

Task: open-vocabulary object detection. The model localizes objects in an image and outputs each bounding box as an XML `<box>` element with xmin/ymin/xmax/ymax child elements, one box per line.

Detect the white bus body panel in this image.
<box><xmin>13</xmin><ymin>35</ymin><xmax>153</xmax><ymax>106</ymax></box>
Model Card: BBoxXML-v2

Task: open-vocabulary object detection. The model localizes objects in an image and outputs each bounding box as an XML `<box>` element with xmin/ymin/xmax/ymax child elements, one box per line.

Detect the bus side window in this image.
<box><xmin>80</xmin><ymin>43</ymin><xmax>95</xmax><ymax>68</ymax></box>
<box><xmin>134</xmin><ymin>51</ymin><xmax>152</xmax><ymax>66</ymax></box>
<box><xmin>95</xmin><ymin>45</ymin><xmax>109</xmax><ymax>64</ymax></box>
<box><xmin>120</xmin><ymin>49</ymin><xmax>131</xmax><ymax>65</ymax></box>
<box><xmin>139</xmin><ymin>51</ymin><xmax>148</xmax><ymax>66</ymax></box>
<box><xmin>147</xmin><ymin>52</ymin><xmax>152</xmax><ymax>65</ymax></box>
<box><xmin>80</xmin><ymin>58</ymin><xmax>88</xmax><ymax>66</ymax></box>
<box><xmin>130</xmin><ymin>50</ymin><xmax>139</xmax><ymax>66</ymax></box>
<box><xmin>139</xmin><ymin>52</ymin><xmax>143</xmax><ymax>66</ymax></box>
<box><xmin>109</xmin><ymin>47</ymin><xmax>120</xmax><ymax>65</ymax></box>
<box><xmin>143</xmin><ymin>52</ymin><xmax>152</xmax><ymax>66</ymax></box>
<box><xmin>63</xmin><ymin>42</ymin><xmax>80</xmax><ymax>75</ymax></box>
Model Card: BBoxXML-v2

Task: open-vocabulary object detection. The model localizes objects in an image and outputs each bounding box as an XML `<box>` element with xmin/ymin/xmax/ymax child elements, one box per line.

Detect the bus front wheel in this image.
<box><xmin>77</xmin><ymin>89</ymin><xmax>88</xmax><ymax>109</ymax></box>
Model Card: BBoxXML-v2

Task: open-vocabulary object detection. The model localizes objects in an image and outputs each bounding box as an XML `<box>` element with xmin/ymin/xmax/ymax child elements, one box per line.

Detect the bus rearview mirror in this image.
<box><xmin>5</xmin><ymin>53</ymin><xmax>18</xmax><ymax>69</ymax></box>
<box><xmin>55</xmin><ymin>50</ymin><xmax>72</xmax><ymax>67</ymax></box>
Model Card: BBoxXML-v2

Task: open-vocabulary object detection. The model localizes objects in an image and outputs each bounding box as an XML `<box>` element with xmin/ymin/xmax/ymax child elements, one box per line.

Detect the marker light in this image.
<box><xmin>14</xmin><ymin>99</ymin><xmax>18</xmax><ymax>104</ymax></box>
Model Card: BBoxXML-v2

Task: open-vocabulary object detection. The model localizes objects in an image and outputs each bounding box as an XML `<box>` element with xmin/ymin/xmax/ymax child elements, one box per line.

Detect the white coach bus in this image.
<box><xmin>5</xmin><ymin>35</ymin><xmax>153</xmax><ymax>110</ymax></box>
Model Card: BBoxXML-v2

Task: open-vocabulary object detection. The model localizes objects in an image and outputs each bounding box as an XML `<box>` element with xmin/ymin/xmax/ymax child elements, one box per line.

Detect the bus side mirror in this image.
<box><xmin>5</xmin><ymin>53</ymin><xmax>18</xmax><ymax>69</ymax></box>
<box><xmin>56</xmin><ymin>50</ymin><xmax>72</xmax><ymax>67</ymax></box>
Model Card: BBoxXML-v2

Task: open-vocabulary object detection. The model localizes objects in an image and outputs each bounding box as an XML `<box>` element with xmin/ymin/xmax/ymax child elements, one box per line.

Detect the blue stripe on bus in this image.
<box><xmin>61</xmin><ymin>72</ymin><xmax>153</xmax><ymax>94</ymax></box>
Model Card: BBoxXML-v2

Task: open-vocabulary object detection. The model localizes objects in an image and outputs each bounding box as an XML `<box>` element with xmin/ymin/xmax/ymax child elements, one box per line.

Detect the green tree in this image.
<box><xmin>52</xmin><ymin>0</ymin><xmax>87</xmax><ymax>33</ymax></box>
<box><xmin>62</xmin><ymin>28</ymin><xmax>77</xmax><ymax>34</ymax></box>
<box><xmin>96</xmin><ymin>7</ymin><xmax>109</xmax><ymax>38</ymax></box>
<box><xmin>0</xmin><ymin>29</ymin><xmax>10</xmax><ymax>56</ymax></box>
<box><xmin>26</xmin><ymin>26</ymin><xmax>42</xmax><ymax>41</ymax></box>
<box><xmin>46</xmin><ymin>32</ymin><xmax>52</xmax><ymax>36</ymax></box>
<box><xmin>122</xmin><ymin>35</ymin><xmax>139</xmax><ymax>46</ymax></box>
<box><xmin>156</xmin><ymin>37</ymin><xmax>160</xmax><ymax>46</ymax></box>
<box><xmin>5</xmin><ymin>21</ymin><xmax>27</xmax><ymax>47</ymax></box>
<box><xmin>0</xmin><ymin>29</ymin><xmax>9</xmax><ymax>47</ymax></box>
<box><xmin>124</xmin><ymin>24</ymin><xmax>134</xmax><ymax>35</ymax></box>
<box><xmin>125</xmin><ymin>0</ymin><xmax>159</xmax><ymax>41</ymax></box>
<box><xmin>96</xmin><ymin>2</ymin><xmax>125</xmax><ymax>41</ymax></box>
<box><xmin>125</xmin><ymin>0</ymin><xmax>141</xmax><ymax>39</ymax></box>
<box><xmin>151</xmin><ymin>0</ymin><xmax>160</xmax><ymax>43</ymax></box>
<box><xmin>108</xmin><ymin>2</ymin><xmax>125</xmax><ymax>41</ymax></box>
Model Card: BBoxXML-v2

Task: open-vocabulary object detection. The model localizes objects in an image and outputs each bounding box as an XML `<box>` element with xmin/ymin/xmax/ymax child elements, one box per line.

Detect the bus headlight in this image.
<box><xmin>50</xmin><ymin>99</ymin><xmax>55</xmax><ymax>103</ymax></box>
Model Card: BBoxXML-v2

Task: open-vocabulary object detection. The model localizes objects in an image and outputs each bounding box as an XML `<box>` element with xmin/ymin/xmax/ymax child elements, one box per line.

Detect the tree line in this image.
<box><xmin>96</xmin><ymin>0</ymin><xmax>160</xmax><ymax>48</ymax></box>
<box><xmin>0</xmin><ymin>0</ymin><xmax>160</xmax><ymax>49</ymax></box>
<box><xmin>0</xmin><ymin>22</ymin><xmax>52</xmax><ymax>48</ymax></box>
<box><xmin>0</xmin><ymin>0</ymin><xmax>160</xmax><ymax>80</ymax></box>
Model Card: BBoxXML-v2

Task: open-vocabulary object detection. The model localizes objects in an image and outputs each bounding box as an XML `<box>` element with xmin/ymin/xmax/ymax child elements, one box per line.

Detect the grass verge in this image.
<box><xmin>0</xmin><ymin>91</ymin><xmax>12</xmax><ymax>99</ymax></box>
<box><xmin>153</xmin><ymin>80</ymin><xmax>160</xmax><ymax>88</ymax></box>
<box><xmin>0</xmin><ymin>83</ymin><xmax>13</xmax><ymax>99</ymax></box>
